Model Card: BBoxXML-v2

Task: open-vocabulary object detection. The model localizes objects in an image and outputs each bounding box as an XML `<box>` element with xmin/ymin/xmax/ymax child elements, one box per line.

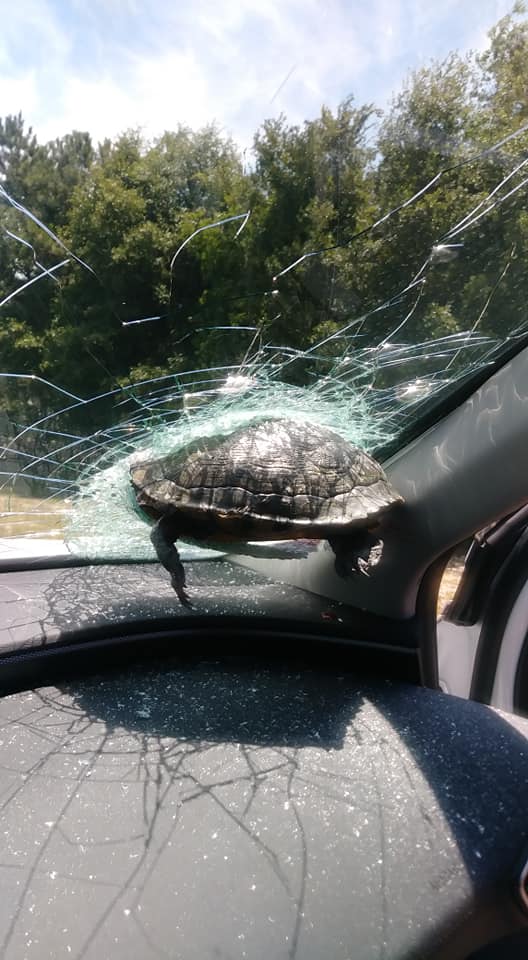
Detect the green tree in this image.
<box><xmin>2</xmin><ymin>2</ymin><xmax>528</xmax><ymax>430</ymax></box>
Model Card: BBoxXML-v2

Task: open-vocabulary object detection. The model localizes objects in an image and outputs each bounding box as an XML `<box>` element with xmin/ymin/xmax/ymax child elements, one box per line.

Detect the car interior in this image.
<box><xmin>0</xmin><ymin>340</ymin><xmax>527</xmax><ymax>959</ymax></box>
<box><xmin>2</xmin><ymin>5</ymin><xmax>528</xmax><ymax>957</ymax></box>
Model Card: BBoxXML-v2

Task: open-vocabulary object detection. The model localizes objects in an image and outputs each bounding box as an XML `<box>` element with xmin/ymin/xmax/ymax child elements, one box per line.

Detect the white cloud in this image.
<box><xmin>0</xmin><ymin>70</ymin><xmax>39</xmax><ymax>124</ymax></box>
<box><xmin>0</xmin><ymin>0</ymin><xmax>520</xmax><ymax>150</ymax></box>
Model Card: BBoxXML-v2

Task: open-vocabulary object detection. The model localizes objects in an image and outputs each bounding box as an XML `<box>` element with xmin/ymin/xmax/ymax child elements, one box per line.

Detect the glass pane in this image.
<box><xmin>1</xmin><ymin>2</ymin><xmax>527</xmax><ymax>574</ymax></box>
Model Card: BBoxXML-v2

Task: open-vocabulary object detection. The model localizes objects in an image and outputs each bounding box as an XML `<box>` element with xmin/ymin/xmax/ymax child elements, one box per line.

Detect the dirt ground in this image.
<box><xmin>437</xmin><ymin>558</ymin><xmax>465</xmax><ymax>616</ymax></box>
<box><xmin>0</xmin><ymin>493</ymin><xmax>68</xmax><ymax>538</ymax></box>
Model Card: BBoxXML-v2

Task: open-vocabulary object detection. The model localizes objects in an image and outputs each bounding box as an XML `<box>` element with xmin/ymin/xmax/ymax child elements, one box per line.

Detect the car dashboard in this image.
<box><xmin>0</xmin><ymin>559</ymin><xmax>527</xmax><ymax>959</ymax></box>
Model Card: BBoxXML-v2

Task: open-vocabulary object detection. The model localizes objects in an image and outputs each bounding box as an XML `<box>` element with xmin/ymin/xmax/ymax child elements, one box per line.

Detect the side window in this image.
<box><xmin>437</xmin><ymin>544</ymin><xmax>468</xmax><ymax>620</ymax></box>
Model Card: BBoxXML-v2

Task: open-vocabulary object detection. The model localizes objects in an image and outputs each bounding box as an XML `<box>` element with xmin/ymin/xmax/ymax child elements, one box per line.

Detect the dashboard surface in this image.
<box><xmin>0</xmin><ymin>655</ymin><xmax>526</xmax><ymax>959</ymax></box>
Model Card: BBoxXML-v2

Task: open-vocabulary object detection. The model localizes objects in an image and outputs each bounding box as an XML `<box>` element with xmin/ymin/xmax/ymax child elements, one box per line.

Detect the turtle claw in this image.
<box><xmin>170</xmin><ymin>572</ymin><xmax>193</xmax><ymax>609</ymax></box>
<box><xmin>330</xmin><ymin>534</ymin><xmax>384</xmax><ymax>579</ymax></box>
<box><xmin>150</xmin><ymin>519</ymin><xmax>194</xmax><ymax>608</ymax></box>
<box><xmin>178</xmin><ymin>587</ymin><xmax>193</xmax><ymax>610</ymax></box>
<box><xmin>356</xmin><ymin>556</ymin><xmax>371</xmax><ymax>577</ymax></box>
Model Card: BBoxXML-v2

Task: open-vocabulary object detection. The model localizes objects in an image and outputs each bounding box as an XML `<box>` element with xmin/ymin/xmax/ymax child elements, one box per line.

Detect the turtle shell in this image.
<box><xmin>130</xmin><ymin>419</ymin><xmax>402</xmax><ymax>540</ymax></box>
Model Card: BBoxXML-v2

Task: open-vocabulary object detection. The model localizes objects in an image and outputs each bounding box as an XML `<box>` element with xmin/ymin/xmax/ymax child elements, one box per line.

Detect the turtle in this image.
<box><xmin>129</xmin><ymin>417</ymin><xmax>403</xmax><ymax>607</ymax></box>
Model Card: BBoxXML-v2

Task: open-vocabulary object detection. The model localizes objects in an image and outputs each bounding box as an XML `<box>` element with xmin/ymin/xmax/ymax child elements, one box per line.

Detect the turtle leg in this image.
<box><xmin>150</xmin><ymin>517</ymin><xmax>192</xmax><ymax>608</ymax></box>
<box><xmin>329</xmin><ymin>530</ymin><xmax>383</xmax><ymax>578</ymax></box>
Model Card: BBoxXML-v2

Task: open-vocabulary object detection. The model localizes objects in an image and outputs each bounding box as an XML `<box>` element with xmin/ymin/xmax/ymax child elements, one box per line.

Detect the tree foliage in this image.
<box><xmin>1</xmin><ymin>6</ymin><xmax>528</xmax><ymax>429</ymax></box>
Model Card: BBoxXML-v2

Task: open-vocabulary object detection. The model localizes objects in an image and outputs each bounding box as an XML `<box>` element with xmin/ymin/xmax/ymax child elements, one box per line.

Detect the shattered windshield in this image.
<box><xmin>1</xmin><ymin>2</ymin><xmax>527</xmax><ymax>572</ymax></box>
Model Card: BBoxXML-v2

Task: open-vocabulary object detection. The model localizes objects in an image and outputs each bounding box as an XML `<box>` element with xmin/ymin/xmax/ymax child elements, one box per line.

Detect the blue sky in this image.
<box><xmin>0</xmin><ymin>0</ymin><xmax>516</xmax><ymax>150</ymax></box>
